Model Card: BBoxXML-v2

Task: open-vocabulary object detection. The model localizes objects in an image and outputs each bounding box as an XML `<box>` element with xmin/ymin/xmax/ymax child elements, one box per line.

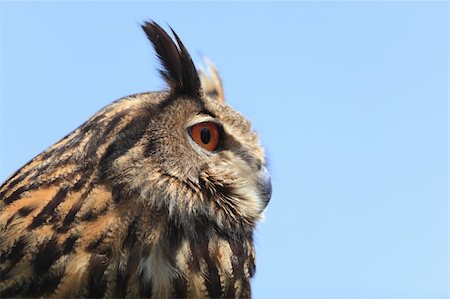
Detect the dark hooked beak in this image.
<box><xmin>257</xmin><ymin>166</ymin><xmax>272</xmax><ymax>210</ymax></box>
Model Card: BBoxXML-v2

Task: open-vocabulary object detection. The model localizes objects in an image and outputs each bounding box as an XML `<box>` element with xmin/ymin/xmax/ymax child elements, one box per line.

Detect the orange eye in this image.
<box><xmin>190</xmin><ymin>122</ymin><xmax>220</xmax><ymax>152</ymax></box>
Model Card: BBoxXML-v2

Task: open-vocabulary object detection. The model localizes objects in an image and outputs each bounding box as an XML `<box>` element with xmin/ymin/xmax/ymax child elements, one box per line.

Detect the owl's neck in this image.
<box><xmin>131</xmin><ymin>220</ymin><xmax>255</xmax><ymax>298</ymax></box>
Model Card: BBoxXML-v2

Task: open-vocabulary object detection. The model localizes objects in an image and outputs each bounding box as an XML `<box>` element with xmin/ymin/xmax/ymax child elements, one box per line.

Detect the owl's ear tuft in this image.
<box><xmin>198</xmin><ymin>58</ymin><xmax>225</xmax><ymax>102</ymax></box>
<box><xmin>142</xmin><ymin>21</ymin><xmax>201</xmax><ymax>97</ymax></box>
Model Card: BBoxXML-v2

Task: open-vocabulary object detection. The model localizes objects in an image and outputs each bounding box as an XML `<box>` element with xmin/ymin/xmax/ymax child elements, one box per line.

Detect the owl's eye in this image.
<box><xmin>190</xmin><ymin>122</ymin><xmax>220</xmax><ymax>152</ymax></box>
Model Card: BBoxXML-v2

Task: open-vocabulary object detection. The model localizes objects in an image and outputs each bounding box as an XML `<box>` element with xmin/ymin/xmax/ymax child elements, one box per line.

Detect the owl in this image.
<box><xmin>0</xmin><ymin>21</ymin><xmax>271</xmax><ymax>298</ymax></box>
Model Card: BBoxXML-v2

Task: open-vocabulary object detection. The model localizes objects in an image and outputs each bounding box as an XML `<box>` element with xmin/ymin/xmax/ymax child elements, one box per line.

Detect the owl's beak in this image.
<box><xmin>258</xmin><ymin>166</ymin><xmax>272</xmax><ymax>210</ymax></box>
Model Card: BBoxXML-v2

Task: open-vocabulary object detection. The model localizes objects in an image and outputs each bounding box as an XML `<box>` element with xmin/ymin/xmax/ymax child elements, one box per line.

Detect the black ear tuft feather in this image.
<box><xmin>142</xmin><ymin>21</ymin><xmax>201</xmax><ymax>97</ymax></box>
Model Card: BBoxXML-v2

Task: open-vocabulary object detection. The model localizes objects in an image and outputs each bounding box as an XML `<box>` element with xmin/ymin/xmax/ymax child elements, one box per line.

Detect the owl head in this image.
<box><xmin>101</xmin><ymin>22</ymin><xmax>271</xmax><ymax>237</ymax></box>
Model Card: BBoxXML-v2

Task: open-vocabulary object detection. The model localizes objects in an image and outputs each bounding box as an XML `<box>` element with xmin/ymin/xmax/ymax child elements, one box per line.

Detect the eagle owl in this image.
<box><xmin>0</xmin><ymin>22</ymin><xmax>271</xmax><ymax>298</ymax></box>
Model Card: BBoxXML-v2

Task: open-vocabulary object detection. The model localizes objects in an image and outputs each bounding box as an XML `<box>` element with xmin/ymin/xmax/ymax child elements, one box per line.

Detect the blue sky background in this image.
<box><xmin>0</xmin><ymin>2</ymin><xmax>448</xmax><ymax>298</ymax></box>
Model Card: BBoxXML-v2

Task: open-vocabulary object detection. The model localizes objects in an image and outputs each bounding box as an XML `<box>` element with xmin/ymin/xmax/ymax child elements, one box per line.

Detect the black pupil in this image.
<box><xmin>200</xmin><ymin>127</ymin><xmax>211</xmax><ymax>144</ymax></box>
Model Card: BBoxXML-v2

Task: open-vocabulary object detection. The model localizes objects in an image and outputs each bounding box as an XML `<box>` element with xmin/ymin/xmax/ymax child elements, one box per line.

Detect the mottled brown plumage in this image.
<box><xmin>0</xmin><ymin>21</ymin><xmax>271</xmax><ymax>299</ymax></box>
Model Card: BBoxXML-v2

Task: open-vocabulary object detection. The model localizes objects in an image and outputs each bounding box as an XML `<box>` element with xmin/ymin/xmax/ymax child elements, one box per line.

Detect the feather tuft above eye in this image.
<box><xmin>141</xmin><ymin>21</ymin><xmax>201</xmax><ymax>98</ymax></box>
<box><xmin>198</xmin><ymin>58</ymin><xmax>225</xmax><ymax>102</ymax></box>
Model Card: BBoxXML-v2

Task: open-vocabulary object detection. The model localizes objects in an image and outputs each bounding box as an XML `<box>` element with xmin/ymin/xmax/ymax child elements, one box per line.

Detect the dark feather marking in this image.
<box><xmin>228</xmin><ymin>239</ymin><xmax>244</xmax><ymax>281</ymax></box>
<box><xmin>59</xmin><ymin>190</ymin><xmax>88</xmax><ymax>232</ymax></box>
<box><xmin>228</xmin><ymin>239</ymin><xmax>253</xmax><ymax>298</ymax></box>
<box><xmin>188</xmin><ymin>243</ymin><xmax>201</xmax><ymax>274</ymax></box>
<box><xmin>241</xmin><ymin>275</ymin><xmax>251</xmax><ymax>298</ymax></box>
<box><xmin>79</xmin><ymin>204</ymin><xmax>108</xmax><ymax>221</ymax></box>
<box><xmin>4</xmin><ymin>213</ymin><xmax>16</xmax><ymax>228</ymax></box>
<box><xmin>71</xmin><ymin>178</ymin><xmax>87</xmax><ymax>192</ymax></box>
<box><xmin>79</xmin><ymin>211</ymin><xmax>95</xmax><ymax>222</ymax></box>
<box><xmin>56</xmin><ymin>180</ymin><xmax>96</xmax><ymax>233</ymax></box>
<box><xmin>4</xmin><ymin>185</ymin><xmax>29</xmax><ymax>205</ymax></box>
<box><xmin>190</xmin><ymin>240</ymin><xmax>221</xmax><ymax>298</ymax></box>
<box><xmin>40</xmin><ymin>124</ymin><xmax>89</xmax><ymax>161</ymax></box>
<box><xmin>63</xmin><ymin>234</ymin><xmax>79</xmax><ymax>254</ymax></box>
<box><xmin>98</xmin><ymin>141</ymin><xmax>120</xmax><ymax>178</ymax></box>
<box><xmin>34</xmin><ymin>237</ymin><xmax>62</xmax><ymax>275</ymax></box>
<box><xmin>80</xmin><ymin>113</ymin><xmax>107</xmax><ymax>134</ymax></box>
<box><xmin>56</xmin><ymin>184</ymin><xmax>94</xmax><ymax>233</ymax></box>
<box><xmin>204</xmin><ymin>253</ymin><xmax>222</xmax><ymax>297</ymax></box>
<box><xmin>116</xmin><ymin>247</ymin><xmax>140</xmax><ymax>298</ymax></box>
<box><xmin>0</xmin><ymin>188</ymin><xmax>6</xmax><ymax>201</ymax></box>
<box><xmin>166</xmin><ymin>220</ymin><xmax>184</xmax><ymax>265</ymax></box>
<box><xmin>98</xmin><ymin>112</ymin><xmax>150</xmax><ymax>181</ymax></box>
<box><xmin>24</xmin><ymin>268</ymin><xmax>64</xmax><ymax>298</ymax></box>
<box><xmin>111</xmin><ymin>183</ymin><xmax>127</xmax><ymax>204</ymax></box>
<box><xmin>31</xmin><ymin>162</ymin><xmax>79</xmax><ymax>191</ymax></box>
<box><xmin>122</xmin><ymin>212</ymin><xmax>141</xmax><ymax>248</ymax></box>
<box><xmin>5</xmin><ymin>206</ymin><xmax>36</xmax><ymax>228</ymax></box>
<box><xmin>139</xmin><ymin>274</ymin><xmax>153</xmax><ymax>299</ymax></box>
<box><xmin>0</xmin><ymin>170</ymin><xmax>31</xmax><ymax>198</ymax></box>
<box><xmin>224</xmin><ymin>283</ymin><xmax>236</xmax><ymax>299</ymax></box>
<box><xmin>40</xmin><ymin>144</ymin><xmax>66</xmax><ymax>164</ymax></box>
<box><xmin>0</xmin><ymin>285</ymin><xmax>19</xmax><ymax>298</ymax></box>
<box><xmin>173</xmin><ymin>274</ymin><xmax>188</xmax><ymax>299</ymax></box>
<box><xmin>84</xmin><ymin>109</ymin><xmax>130</xmax><ymax>160</ymax></box>
<box><xmin>28</xmin><ymin>187</ymin><xmax>69</xmax><ymax>230</ymax></box>
<box><xmin>143</xmin><ymin>135</ymin><xmax>158</xmax><ymax>158</ymax></box>
<box><xmin>0</xmin><ymin>236</ymin><xmax>26</xmax><ymax>277</ymax></box>
<box><xmin>86</xmin><ymin>231</ymin><xmax>108</xmax><ymax>252</ymax></box>
<box><xmin>18</xmin><ymin>206</ymin><xmax>35</xmax><ymax>217</ymax></box>
<box><xmin>115</xmin><ymin>267</ymin><xmax>127</xmax><ymax>298</ymax></box>
<box><xmin>86</xmin><ymin>254</ymin><xmax>109</xmax><ymax>298</ymax></box>
<box><xmin>0</xmin><ymin>169</ymin><xmax>24</xmax><ymax>192</ymax></box>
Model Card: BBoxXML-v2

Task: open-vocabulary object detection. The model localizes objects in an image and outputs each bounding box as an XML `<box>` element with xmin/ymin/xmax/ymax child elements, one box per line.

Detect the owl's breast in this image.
<box><xmin>127</xmin><ymin>234</ymin><xmax>255</xmax><ymax>299</ymax></box>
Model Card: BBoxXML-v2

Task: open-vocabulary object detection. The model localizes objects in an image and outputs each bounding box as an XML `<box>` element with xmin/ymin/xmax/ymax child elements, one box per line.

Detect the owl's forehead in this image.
<box><xmin>203</xmin><ymin>96</ymin><xmax>251</xmax><ymax>132</ymax></box>
<box><xmin>202</xmin><ymin>96</ymin><xmax>264</xmax><ymax>160</ymax></box>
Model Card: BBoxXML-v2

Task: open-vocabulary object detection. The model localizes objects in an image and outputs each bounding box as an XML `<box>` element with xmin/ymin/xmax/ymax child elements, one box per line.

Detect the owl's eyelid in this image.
<box><xmin>185</xmin><ymin>114</ymin><xmax>221</xmax><ymax>129</ymax></box>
